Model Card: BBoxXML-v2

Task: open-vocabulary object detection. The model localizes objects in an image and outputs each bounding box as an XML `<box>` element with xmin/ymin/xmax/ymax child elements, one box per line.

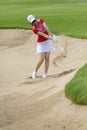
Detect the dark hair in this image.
<box><xmin>31</xmin><ymin>19</ymin><xmax>36</xmax><ymax>25</ymax></box>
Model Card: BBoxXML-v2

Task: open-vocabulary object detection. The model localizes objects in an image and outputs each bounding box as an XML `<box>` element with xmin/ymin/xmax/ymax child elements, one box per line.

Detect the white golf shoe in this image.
<box><xmin>42</xmin><ymin>73</ymin><xmax>47</xmax><ymax>78</ymax></box>
<box><xmin>32</xmin><ymin>71</ymin><xmax>37</xmax><ymax>79</ymax></box>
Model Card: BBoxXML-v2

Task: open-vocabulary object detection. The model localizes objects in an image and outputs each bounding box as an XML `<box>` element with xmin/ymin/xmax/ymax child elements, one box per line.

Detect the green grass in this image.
<box><xmin>0</xmin><ymin>0</ymin><xmax>87</xmax><ymax>38</ymax></box>
<box><xmin>65</xmin><ymin>64</ymin><xmax>87</xmax><ymax>105</ymax></box>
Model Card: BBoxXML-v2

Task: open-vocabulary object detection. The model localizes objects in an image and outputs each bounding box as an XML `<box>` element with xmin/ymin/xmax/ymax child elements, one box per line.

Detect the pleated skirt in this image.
<box><xmin>36</xmin><ymin>40</ymin><xmax>55</xmax><ymax>54</ymax></box>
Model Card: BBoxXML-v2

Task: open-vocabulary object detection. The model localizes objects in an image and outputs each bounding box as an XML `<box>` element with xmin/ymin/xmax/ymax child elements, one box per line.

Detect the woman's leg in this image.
<box><xmin>35</xmin><ymin>53</ymin><xmax>45</xmax><ymax>72</ymax></box>
<box><xmin>44</xmin><ymin>52</ymin><xmax>50</xmax><ymax>73</ymax></box>
<box><xmin>32</xmin><ymin>52</ymin><xmax>50</xmax><ymax>79</ymax></box>
<box><xmin>32</xmin><ymin>53</ymin><xmax>45</xmax><ymax>79</ymax></box>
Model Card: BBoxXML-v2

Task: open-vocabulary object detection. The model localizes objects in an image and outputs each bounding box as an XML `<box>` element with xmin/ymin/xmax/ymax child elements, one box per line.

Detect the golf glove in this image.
<box><xmin>52</xmin><ymin>35</ymin><xmax>57</xmax><ymax>42</ymax></box>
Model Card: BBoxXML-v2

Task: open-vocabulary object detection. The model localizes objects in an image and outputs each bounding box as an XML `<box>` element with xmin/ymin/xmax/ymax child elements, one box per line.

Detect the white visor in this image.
<box><xmin>27</xmin><ymin>15</ymin><xmax>36</xmax><ymax>23</ymax></box>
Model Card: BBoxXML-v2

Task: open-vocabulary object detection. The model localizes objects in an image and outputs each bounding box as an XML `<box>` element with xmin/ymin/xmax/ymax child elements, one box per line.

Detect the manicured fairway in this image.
<box><xmin>0</xmin><ymin>0</ymin><xmax>87</xmax><ymax>38</ymax></box>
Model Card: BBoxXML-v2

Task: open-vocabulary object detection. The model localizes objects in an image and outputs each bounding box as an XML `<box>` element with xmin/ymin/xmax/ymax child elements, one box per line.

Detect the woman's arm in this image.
<box><xmin>37</xmin><ymin>31</ymin><xmax>53</xmax><ymax>40</ymax></box>
<box><xmin>43</xmin><ymin>22</ymin><xmax>53</xmax><ymax>37</ymax></box>
<box><xmin>43</xmin><ymin>22</ymin><xmax>58</xmax><ymax>42</ymax></box>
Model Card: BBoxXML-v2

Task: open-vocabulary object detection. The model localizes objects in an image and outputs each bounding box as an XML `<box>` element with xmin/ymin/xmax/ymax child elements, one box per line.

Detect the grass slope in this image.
<box><xmin>0</xmin><ymin>0</ymin><xmax>87</xmax><ymax>38</ymax></box>
<box><xmin>65</xmin><ymin>64</ymin><xmax>87</xmax><ymax>105</ymax></box>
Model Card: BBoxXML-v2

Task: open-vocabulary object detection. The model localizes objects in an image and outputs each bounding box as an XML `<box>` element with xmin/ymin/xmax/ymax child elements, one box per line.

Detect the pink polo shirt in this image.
<box><xmin>32</xmin><ymin>18</ymin><xmax>49</xmax><ymax>42</ymax></box>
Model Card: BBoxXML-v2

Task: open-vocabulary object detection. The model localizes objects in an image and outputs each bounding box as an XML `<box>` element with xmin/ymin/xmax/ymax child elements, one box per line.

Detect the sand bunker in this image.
<box><xmin>0</xmin><ymin>29</ymin><xmax>87</xmax><ymax>130</ymax></box>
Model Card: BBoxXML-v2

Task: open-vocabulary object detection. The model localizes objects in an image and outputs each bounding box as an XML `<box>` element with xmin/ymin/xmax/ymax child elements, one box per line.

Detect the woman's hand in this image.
<box><xmin>52</xmin><ymin>35</ymin><xmax>58</xmax><ymax>42</ymax></box>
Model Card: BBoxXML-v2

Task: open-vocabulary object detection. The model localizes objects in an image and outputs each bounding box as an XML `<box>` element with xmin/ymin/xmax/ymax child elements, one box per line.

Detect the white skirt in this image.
<box><xmin>36</xmin><ymin>40</ymin><xmax>55</xmax><ymax>54</ymax></box>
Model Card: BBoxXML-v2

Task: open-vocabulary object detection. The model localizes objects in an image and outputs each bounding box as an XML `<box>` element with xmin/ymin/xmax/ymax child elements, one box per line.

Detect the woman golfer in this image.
<box><xmin>27</xmin><ymin>14</ymin><xmax>56</xmax><ymax>79</ymax></box>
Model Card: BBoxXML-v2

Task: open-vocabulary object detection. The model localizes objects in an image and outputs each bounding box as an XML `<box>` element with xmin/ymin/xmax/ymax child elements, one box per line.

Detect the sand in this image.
<box><xmin>0</xmin><ymin>29</ymin><xmax>87</xmax><ymax>130</ymax></box>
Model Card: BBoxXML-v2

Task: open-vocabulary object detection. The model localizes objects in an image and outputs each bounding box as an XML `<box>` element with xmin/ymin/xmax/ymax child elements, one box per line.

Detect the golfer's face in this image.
<box><xmin>32</xmin><ymin>20</ymin><xmax>38</xmax><ymax>26</ymax></box>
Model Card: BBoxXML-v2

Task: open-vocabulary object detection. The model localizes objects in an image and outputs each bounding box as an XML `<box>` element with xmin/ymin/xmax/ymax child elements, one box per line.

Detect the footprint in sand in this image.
<box><xmin>21</xmin><ymin>68</ymin><xmax>77</xmax><ymax>85</ymax></box>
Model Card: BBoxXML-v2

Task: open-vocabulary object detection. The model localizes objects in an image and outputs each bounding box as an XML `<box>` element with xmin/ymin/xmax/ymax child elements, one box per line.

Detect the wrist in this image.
<box><xmin>49</xmin><ymin>36</ymin><xmax>53</xmax><ymax>40</ymax></box>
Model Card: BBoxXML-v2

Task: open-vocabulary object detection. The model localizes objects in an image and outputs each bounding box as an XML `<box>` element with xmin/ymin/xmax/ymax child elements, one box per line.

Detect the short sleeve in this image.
<box><xmin>39</xmin><ymin>18</ymin><xmax>44</xmax><ymax>24</ymax></box>
<box><xmin>32</xmin><ymin>27</ymin><xmax>38</xmax><ymax>34</ymax></box>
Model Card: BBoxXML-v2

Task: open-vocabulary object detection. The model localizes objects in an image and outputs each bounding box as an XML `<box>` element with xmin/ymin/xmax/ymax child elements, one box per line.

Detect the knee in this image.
<box><xmin>39</xmin><ymin>57</ymin><xmax>44</xmax><ymax>63</ymax></box>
